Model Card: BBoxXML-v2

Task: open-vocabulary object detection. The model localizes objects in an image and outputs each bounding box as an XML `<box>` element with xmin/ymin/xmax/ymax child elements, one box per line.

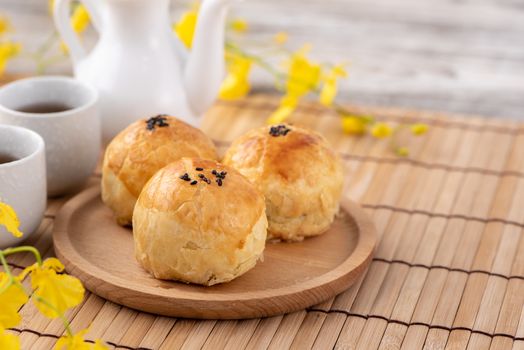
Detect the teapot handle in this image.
<box><xmin>53</xmin><ymin>0</ymin><xmax>100</xmax><ymax>66</ymax></box>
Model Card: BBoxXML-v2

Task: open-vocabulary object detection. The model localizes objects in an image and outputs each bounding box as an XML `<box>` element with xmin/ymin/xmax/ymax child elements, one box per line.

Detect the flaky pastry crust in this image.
<box><xmin>101</xmin><ymin>115</ymin><xmax>218</xmax><ymax>225</ymax></box>
<box><xmin>223</xmin><ymin>124</ymin><xmax>344</xmax><ymax>241</ymax></box>
<box><xmin>133</xmin><ymin>158</ymin><xmax>267</xmax><ymax>286</ymax></box>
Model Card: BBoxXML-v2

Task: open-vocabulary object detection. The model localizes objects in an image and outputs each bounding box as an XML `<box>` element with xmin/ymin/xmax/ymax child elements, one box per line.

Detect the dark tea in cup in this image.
<box><xmin>15</xmin><ymin>102</ymin><xmax>73</xmax><ymax>114</ymax></box>
<box><xmin>0</xmin><ymin>153</ymin><xmax>17</xmax><ymax>164</ymax></box>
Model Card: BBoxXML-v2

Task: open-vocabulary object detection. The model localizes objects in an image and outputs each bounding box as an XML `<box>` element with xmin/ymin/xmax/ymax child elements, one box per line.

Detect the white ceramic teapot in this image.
<box><xmin>54</xmin><ymin>0</ymin><xmax>233</xmax><ymax>143</ymax></box>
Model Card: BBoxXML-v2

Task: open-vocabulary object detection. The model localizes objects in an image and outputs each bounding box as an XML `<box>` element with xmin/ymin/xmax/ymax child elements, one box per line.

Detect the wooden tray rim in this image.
<box><xmin>53</xmin><ymin>186</ymin><xmax>376</xmax><ymax>316</ymax></box>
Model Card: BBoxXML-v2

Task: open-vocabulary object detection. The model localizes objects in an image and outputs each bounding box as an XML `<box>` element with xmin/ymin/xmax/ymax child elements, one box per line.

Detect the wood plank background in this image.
<box><xmin>0</xmin><ymin>0</ymin><xmax>523</xmax><ymax>119</ymax></box>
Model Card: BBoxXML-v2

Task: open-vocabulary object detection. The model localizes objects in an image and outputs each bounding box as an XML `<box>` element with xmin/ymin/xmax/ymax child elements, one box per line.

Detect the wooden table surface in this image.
<box><xmin>1</xmin><ymin>0</ymin><xmax>523</xmax><ymax>119</ymax></box>
<box><xmin>3</xmin><ymin>94</ymin><xmax>524</xmax><ymax>349</ymax></box>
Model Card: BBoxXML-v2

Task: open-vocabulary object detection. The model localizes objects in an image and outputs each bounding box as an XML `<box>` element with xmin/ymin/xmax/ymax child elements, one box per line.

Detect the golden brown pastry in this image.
<box><xmin>102</xmin><ymin>115</ymin><xmax>218</xmax><ymax>226</ymax></box>
<box><xmin>133</xmin><ymin>158</ymin><xmax>267</xmax><ymax>286</ymax></box>
<box><xmin>223</xmin><ymin>124</ymin><xmax>344</xmax><ymax>241</ymax></box>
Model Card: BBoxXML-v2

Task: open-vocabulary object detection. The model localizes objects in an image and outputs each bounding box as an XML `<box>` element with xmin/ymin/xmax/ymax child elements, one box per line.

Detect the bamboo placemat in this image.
<box><xmin>3</xmin><ymin>93</ymin><xmax>524</xmax><ymax>349</ymax></box>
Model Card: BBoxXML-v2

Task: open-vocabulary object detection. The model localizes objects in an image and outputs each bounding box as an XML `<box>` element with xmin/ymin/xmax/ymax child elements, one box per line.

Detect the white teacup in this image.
<box><xmin>0</xmin><ymin>125</ymin><xmax>47</xmax><ymax>248</ymax></box>
<box><xmin>0</xmin><ymin>76</ymin><xmax>100</xmax><ymax>197</ymax></box>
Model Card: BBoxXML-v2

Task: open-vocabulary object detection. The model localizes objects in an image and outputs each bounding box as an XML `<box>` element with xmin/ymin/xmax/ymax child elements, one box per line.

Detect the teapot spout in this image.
<box><xmin>183</xmin><ymin>0</ymin><xmax>235</xmax><ymax>117</ymax></box>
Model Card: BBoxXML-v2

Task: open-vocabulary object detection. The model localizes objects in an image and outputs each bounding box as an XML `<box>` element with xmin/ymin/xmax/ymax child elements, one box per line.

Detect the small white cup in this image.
<box><xmin>0</xmin><ymin>76</ymin><xmax>100</xmax><ymax>197</ymax></box>
<box><xmin>0</xmin><ymin>125</ymin><xmax>47</xmax><ymax>248</ymax></box>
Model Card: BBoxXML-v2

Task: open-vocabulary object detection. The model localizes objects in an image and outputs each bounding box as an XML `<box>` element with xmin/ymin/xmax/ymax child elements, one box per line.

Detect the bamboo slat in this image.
<box><xmin>1</xmin><ymin>93</ymin><xmax>523</xmax><ymax>349</ymax></box>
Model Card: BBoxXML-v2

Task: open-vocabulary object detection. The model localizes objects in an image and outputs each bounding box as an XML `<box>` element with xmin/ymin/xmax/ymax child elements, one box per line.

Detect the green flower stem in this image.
<box><xmin>37</xmin><ymin>53</ymin><xmax>68</xmax><ymax>74</ymax></box>
<box><xmin>35</xmin><ymin>31</ymin><xmax>59</xmax><ymax>58</ymax></box>
<box><xmin>226</xmin><ymin>42</ymin><xmax>380</xmax><ymax>132</ymax></box>
<box><xmin>389</xmin><ymin>124</ymin><xmax>406</xmax><ymax>154</ymax></box>
<box><xmin>0</xmin><ymin>251</ymin><xmax>14</xmax><ymax>295</ymax></box>
<box><xmin>2</xmin><ymin>246</ymin><xmax>42</xmax><ymax>266</ymax></box>
<box><xmin>35</xmin><ymin>296</ymin><xmax>74</xmax><ymax>337</ymax></box>
<box><xmin>1</xmin><ymin>247</ymin><xmax>73</xmax><ymax>337</ymax></box>
<box><xmin>333</xmin><ymin>104</ymin><xmax>375</xmax><ymax>123</ymax></box>
<box><xmin>23</xmin><ymin>30</ymin><xmax>62</xmax><ymax>75</ymax></box>
<box><xmin>226</xmin><ymin>42</ymin><xmax>286</xmax><ymax>83</ymax></box>
<box><xmin>0</xmin><ymin>251</ymin><xmax>13</xmax><ymax>277</ymax></box>
<box><xmin>226</xmin><ymin>42</ymin><xmax>347</xmax><ymax>104</ymax></box>
<box><xmin>249</xmin><ymin>46</ymin><xmax>289</xmax><ymax>57</ymax></box>
<box><xmin>228</xmin><ymin>38</ymin><xmax>423</xmax><ymax>156</ymax></box>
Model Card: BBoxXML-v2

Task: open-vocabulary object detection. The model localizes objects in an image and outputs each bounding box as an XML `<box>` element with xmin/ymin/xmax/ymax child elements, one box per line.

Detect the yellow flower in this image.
<box><xmin>70</xmin><ymin>5</ymin><xmax>90</xmax><ymax>34</ymax></box>
<box><xmin>54</xmin><ymin>329</ymin><xmax>108</xmax><ymax>350</ymax></box>
<box><xmin>230</xmin><ymin>19</ymin><xmax>248</xmax><ymax>33</ymax></box>
<box><xmin>219</xmin><ymin>54</ymin><xmax>253</xmax><ymax>100</ymax></box>
<box><xmin>396</xmin><ymin>147</ymin><xmax>409</xmax><ymax>157</ymax></box>
<box><xmin>174</xmin><ymin>9</ymin><xmax>198</xmax><ymax>48</ymax></box>
<box><xmin>0</xmin><ymin>201</ymin><xmax>23</xmax><ymax>238</ymax></box>
<box><xmin>371</xmin><ymin>122</ymin><xmax>393</xmax><ymax>139</ymax></box>
<box><xmin>0</xmin><ymin>41</ymin><xmax>21</xmax><ymax>76</ymax></box>
<box><xmin>0</xmin><ymin>16</ymin><xmax>12</xmax><ymax>36</ymax></box>
<box><xmin>273</xmin><ymin>32</ymin><xmax>288</xmax><ymax>45</ymax></box>
<box><xmin>285</xmin><ymin>46</ymin><xmax>321</xmax><ymax>98</ymax></box>
<box><xmin>267</xmin><ymin>95</ymin><xmax>298</xmax><ymax>124</ymax></box>
<box><xmin>0</xmin><ymin>328</ymin><xmax>20</xmax><ymax>350</ymax></box>
<box><xmin>25</xmin><ymin>258</ymin><xmax>84</xmax><ymax>318</ymax></box>
<box><xmin>265</xmin><ymin>46</ymin><xmax>320</xmax><ymax>124</ymax></box>
<box><xmin>410</xmin><ymin>123</ymin><xmax>429</xmax><ymax>136</ymax></box>
<box><xmin>0</xmin><ymin>41</ymin><xmax>21</xmax><ymax>59</ymax></box>
<box><xmin>341</xmin><ymin>115</ymin><xmax>367</xmax><ymax>135</ymax></box>
<box><xmin>60</xmin><ymin>41</ymin><xmax>69</xmax><ymax>55</ymax></box>
<box><xmin>319</xmin><ymin>64</ymin><xmax>348</xmax><ymax>106</ymax></box>
<box><xmin>48</xmin><ymin>0</ymin><xmax>55</xmax><ymax>15</ymax></box>
<box><xmin>0</xmin><ymin>274</ymin><xmax>28</xmax><ymax>329</ymax></box>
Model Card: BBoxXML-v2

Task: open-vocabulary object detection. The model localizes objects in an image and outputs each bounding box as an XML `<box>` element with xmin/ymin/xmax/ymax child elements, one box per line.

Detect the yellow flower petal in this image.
<box><xmin>331</xmin><ymin>64</ymin><xmax>348</xmax><ymax>78</ymax></box>
<box><xmin>410</xmin><ymin>123</ymin><xmax>429</xmax><ymax>136</ymax></box>
<box><xmin>341</xmin><ymin>116</ymin><xmax>367</xmax><ymax>135</ymax></box>
<box><xmin>319</xmin><ymin>64</ymin><xmax>348</xmax><ymax>106</ymax></box>
<box><xmin>174</xmin><ymin>10</ymin><xmax>198</xmax><ymax>49</ymax></box>
<box><xmin>285</xmin><ymin>49</ymin><xmax>321</xmax><ymax>98</ymax></box>
<box><xmin>371</xmin><ymin>122</ymin><xmax>393</xmax><ymax>139</ymax></box>
<box><xmin>0</xmin><ymin>16</ymin><xmax>12</xmax><ymax>36</ymax></box>
<box><xmin>0</xmin><ymin>201</ymin><xmax>23</xmax><ymax>238</ymax></box>
<box><xmin>0</xmin><ymin>40</ymin><xmax>21</xmax><ymax>76</ymax></box>
<box><xmin>60</xmin><ymin>41</ymin><xmax>69</xmax><ymax>55</ymax></box>
<box><xmin>48</xmin><ymin>0</ymin><xmax>55</xmax><ymax>16</ymax></box>
<box><xmin>230</xmin><ymin>19</ymin><xmax>248</xmax><ymax>33</ymax></box>
<box><xmin>267</xmin><ymin>95</ymin><xmax>298</xmax><ymax>124</ymax></box>
<box><xmin>219</xmin><ymin>54</ymin><xmax>252</xmax><ymax>100</ymax></box>
<box><xmin>43</xmin><ymin>258</ymin><xmax>66</xmax><ymax>272</ymax></box>
<box><xmin>267</xmin><ymin>105</ymin><xmax>295</xmax><ymax>125</ymax></box>
<box><xmin>319</xmin><ymin>79</ymin><xmax>337</xmax><ymax>106</ymax></box>
<box><xmin>0</xmin><ymin>274</ymin><xmax>28</xmax><ymax>329</ymax></box>
<box><xmin>396</xmin><ymin>147</ymin><xmax>409</xmax><ymax>157</ymax></box>
<box><xmin>296</xmin><ymin>43</ymin><xmax>312</xmax><ymax>56</ymax></box>
<box><xmin>18</xmin><ymin>258</ymin><xmax>64</xmax><ymax>282</ymax></box>
<box><xmin>70</xmin><ymin>5</ymin><xmax>90</xmax><ymax>34</ymax></box>
<box><xmin>0</xmin><ymin>328</ymin><xmax>20</xmax><ymax>350</ymax></box>
<box><xmin>219</xmin><ymin>75</ymin><xmax>250</xmax><ymax>100</ymax></box>
<box><xmin>30</xmin><ymin>260</ymin><xmax>84</xmax><ymax>318</ymax></box>
<box><xmin>54</xmin><ymin>329</ymin><xmax>108</xmax><ymax>350</ymax></box>
<box><xmin>273</xmin><ymin>32</ymin><xmax>288</xmax><ymax>45</ymax></box>
<box><xmin>0</xmin><ymin>42</ymin><xmax>21</xmax><ymax>61</ymax></box>
<box><xmin>93</xmin><ymin>339</ymin><xmax>109</xmax><ymax>350</ymax></box>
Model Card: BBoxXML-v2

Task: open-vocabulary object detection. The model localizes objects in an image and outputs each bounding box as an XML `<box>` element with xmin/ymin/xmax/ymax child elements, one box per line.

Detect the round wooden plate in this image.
<box><xmin>53</xmin><ymin>186</ymin><xmax>376</xmax><ymax>319</ymax></box>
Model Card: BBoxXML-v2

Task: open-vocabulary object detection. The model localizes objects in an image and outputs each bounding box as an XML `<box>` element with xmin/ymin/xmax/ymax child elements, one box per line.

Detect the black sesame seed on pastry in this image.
<box><xmin>133</xmin><ymin>158</ymin><xmax>267</xmax><ymax>286</ymax></box>
<box><xmin>101</xmin><ymin>115</ymin><xmax>218</xmax><ymax>226</ymax></box>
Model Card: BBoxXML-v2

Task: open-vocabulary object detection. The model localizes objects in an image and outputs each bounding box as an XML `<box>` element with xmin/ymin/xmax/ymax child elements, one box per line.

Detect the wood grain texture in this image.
<box><xmin>52</xmin><ymin>186</ymin><xmax>376</xmax><ymax>319</ymax></box>
<box><xmin>2</xmin><ymin>92</ymin><xmax>524</xmax><ymax>349</ymax></box>
<box><xmin>1</xmin><ymin>0</ymin><xmax>523</xmax><ymax>119</ymax></box>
